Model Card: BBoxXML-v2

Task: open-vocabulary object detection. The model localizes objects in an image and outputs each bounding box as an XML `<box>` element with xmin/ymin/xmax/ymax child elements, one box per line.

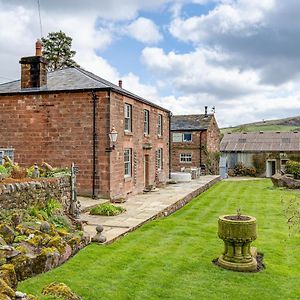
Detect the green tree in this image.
<box><xmin>41</xmin><ymin>31</ymin><xmax>79</xmax><ymax>71</ymax></box>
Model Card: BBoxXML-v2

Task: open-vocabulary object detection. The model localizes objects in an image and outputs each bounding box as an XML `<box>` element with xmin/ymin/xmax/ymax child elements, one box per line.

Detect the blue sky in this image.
<box><xmin>0</xmin><ymin>0</ymin><xmax>300</xmax><ymax>127</ymax></box>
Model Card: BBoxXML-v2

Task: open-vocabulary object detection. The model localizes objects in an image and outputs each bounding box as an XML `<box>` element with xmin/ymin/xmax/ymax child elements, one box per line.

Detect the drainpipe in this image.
<box><xmin>199</xmin><ymin>130</ymin><xmax>202</xmax><ymax>167</ymax></box>
<box><xmin>169</xmin><ymin>111</ymin><xmax>173</xmax><ymax>179</ymax></box>
<box><xmin>92</xmin><ymin>90</ymin><xmax>98</xmax><ymax>199</ymax></box>
<box><xmin>108</xmin><ymin>89</ymin><xmax>112</xmax><ymax>199</ymax></box>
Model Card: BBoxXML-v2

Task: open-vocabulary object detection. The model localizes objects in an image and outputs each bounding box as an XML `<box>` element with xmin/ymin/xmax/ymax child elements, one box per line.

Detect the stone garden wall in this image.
<box><xmin>0</xmin><ymin>176</ymin><xmax>71</xmax><ymax>211</ymax></box>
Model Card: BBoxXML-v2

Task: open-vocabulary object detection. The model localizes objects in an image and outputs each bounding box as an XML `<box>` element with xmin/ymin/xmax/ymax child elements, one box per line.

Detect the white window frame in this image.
<box><xmin>124</xmin><ymin>148</ymin><xmax>132</xmax><ymax>177</ymax></box>
<box><xmin>0</xmin><ymin>151</ymin><xmax>3</xmax><ymax>165</ymax></box>
<box><xmin>180</xmin><ymin>153</ymin><xmax>192</xmax><ymax>163</ymax></box>
<box><xmin>157</xmin><ymin>114</ymin><xmax>163</xmax><ymax>136</ymax></box>
<box><xmin>144</xmin><ymin>109</ymin><xmax>149</xmax><ymax>135</ymax></box>
<box><xmin>0</xmin><ymin>149</ymin><xmax>14</xmax><ymax>165</ymax></box>
<box><xmin>172</xmin><ymin>133</ymin><xmax>182</xmax><ymax>142</ymax></box>
<box><xmin>183</xmin><ymin>133</ymin><xmax>192</xmax><ymax>142</ymax></box>
<box><xmin>124</xmin><ymin>104</ymin><xmax>132</xmax><ymax>132</ymax></box>
<box><xmin>157</xmin><ymin>148</ymin><xmax>163</xmax><ymax>171</ymax></box>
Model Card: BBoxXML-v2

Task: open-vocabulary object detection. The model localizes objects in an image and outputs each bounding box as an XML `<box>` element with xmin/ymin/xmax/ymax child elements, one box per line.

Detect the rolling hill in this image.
<box><xmin>221</xmin><ymin>116</ymin><xmax>300</xmax><ymax>134</ymax></box>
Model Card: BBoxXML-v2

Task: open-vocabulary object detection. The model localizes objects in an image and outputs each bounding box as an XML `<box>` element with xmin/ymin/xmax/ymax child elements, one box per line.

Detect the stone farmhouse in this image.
<box><xmin>0</xmin><ymin>41</ymin><xmax>170</xmax><ymax>199</ymax></box>
<box><xmin>170</xmin><ymin>109</ymin><xmax>220</xmax><ymax>175</ymax></box>
<box><xmin>220</xmin><ymin>131</ymin><xmax>300</xmax><ymax>177</ymax></box>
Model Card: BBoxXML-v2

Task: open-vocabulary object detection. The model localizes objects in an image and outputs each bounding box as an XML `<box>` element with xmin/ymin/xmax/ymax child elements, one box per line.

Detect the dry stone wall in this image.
<box><xmin>0</xmin><ymin>176</ymin><xmax>71</xmax><ymax>211</ymax></box>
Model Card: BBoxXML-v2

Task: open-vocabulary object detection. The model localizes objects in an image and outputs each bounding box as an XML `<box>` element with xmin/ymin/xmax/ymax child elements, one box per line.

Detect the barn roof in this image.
<box><xmin>171</xmin><ymin>114</ymin><xmax>213</xmax><ymax>131</ymax></box>
<box><xmin>220</xmin><ymin>131</ymin><xmax>300</xmax><ymax>152</ymax></box>
<box><xmin>0</xmin><ymin>67</ymin><xmax>170</xmax><ymax>113</ymax></box>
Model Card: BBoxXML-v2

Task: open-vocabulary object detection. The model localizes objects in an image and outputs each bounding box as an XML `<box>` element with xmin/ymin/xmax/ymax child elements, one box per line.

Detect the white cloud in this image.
<box><xmin>126</xmin><ymin>17</ymin><xmax>163</xmax><ymax>44</ymax></box>
<box><xmin>142</xmin><ymin>47</ymin><xmax>266</xmax><ymax>98</ymax></box>
<box><xmin>170</xmin><ymin>0</ymin><xmax>275</xmax><ymax>43</ymax></box>
<box><xmin>0</xmin><ymin>1</ymin><xmax>165</xmax><ymax>83</ymax></box>
<box><xmin>121</xmin><ymin>73</ymin><xmax>159</xmax><ymax>101</ymax></box>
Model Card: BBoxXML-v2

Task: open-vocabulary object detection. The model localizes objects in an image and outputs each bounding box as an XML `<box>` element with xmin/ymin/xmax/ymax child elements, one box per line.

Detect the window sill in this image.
<box><xmin>124</xmin><ymin>176</ymin><xmax>132</xmax><ymax>182</ymax></box>
<box><xmin>144</xmin><ymin>133</ymin><xmax>150</xmax><ymax>137</ymax></box>
<box><xmin>157</xmin><ymin>135</ymin><xmax>163</xmax><ymax>139</ymax></box>
<box><xmin>124</xmin><ymin>131</ymin><xmax>133</xmax><ymax>136</ymax></box>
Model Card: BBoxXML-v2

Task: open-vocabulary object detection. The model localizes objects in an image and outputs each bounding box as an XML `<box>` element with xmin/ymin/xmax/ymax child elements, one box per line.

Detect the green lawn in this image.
<box><xmin>19</xmin><ymin>180</ymin><xmax>300</xmax><ymax>300</ymax></box>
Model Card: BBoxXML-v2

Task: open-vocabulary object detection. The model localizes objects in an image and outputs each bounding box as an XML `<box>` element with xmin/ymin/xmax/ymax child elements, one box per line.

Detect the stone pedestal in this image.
<box><xmin>217</xmin><ymin>215</ymin><xmax>257</xmax><ymax>272</ymax></box>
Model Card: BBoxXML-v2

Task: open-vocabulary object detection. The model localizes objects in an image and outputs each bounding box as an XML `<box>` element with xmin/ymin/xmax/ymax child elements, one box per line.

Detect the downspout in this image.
<box><xmin>92</xmin><ymin>90</ymin><xmax>98</xmax><ymax>199</ymax></box>
<box><xmin>108</xmin><ymin>89</ymin><xmax>112</xmax><ymax>199</ymax></box>
<box><xmin>169</xmin><ymin>111</ymin><xmax>173</xmax><ymax>179</ymax></box>
<box><xmin>199</xmin><ymin>130</ymin><xmax>202</xmax><ymax>167</ymax></box>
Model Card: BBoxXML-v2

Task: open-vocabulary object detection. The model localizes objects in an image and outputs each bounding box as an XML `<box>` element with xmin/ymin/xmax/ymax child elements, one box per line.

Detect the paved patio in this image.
<box><xmin>79</xmin><ymin>175</ymin><xmax>220</xmax><ymax>244</ymax></box>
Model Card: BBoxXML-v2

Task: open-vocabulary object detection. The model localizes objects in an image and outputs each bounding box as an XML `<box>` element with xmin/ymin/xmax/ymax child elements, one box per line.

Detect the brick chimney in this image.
<box><xmin>19</xmin><ymin>39</ymin><xmax>48</xmax><ymax>89</ymax></box>
<box><xmin>118</xmin><ymin>80</ymin><xmax>123</xmax><ymax>88</ymax></box>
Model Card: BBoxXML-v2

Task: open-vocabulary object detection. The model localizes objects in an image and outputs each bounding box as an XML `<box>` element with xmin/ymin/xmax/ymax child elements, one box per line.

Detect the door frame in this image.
<box><xmin>144</xmin><ymin>154</ymin><xmax>150</xmax><ymax>188</ymax></box>
<box><xmin>266</xmin><ymin>159</ymin><xmax>276</xmax><ymax>177</ymax></box>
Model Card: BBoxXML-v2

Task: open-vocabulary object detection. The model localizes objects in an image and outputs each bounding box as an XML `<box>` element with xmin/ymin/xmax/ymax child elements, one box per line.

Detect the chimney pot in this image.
<box><xmin>35</xmin><ymin>39</ymin><xmax>42</xmax><ymax>56</ymax></box>
<box><xmin>118</xmin><ymin>80</ymin><xmax>122</xmax><ymax>88</ymax></box>
<box><xmin>204</xmin><ymin>106</ymin><xmax>208</xmax><ymax>117</ymax></box>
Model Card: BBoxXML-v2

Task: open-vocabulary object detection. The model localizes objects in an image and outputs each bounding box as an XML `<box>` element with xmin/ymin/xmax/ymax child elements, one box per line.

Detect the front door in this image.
<box><xmin>144</xmin><ymin>155</ymin><xmax>150</xmax><ymax>188</ymax></box>
<box><xmin>266</xmin><ymin>160</ymin><xmax>276</xmax><ymax>177</ymax></box>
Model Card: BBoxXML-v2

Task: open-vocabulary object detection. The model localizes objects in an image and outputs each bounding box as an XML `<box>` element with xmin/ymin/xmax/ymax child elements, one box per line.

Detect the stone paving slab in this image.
<box><xmin>80</xmin><ymin>175</ymin><xmax>220</xmax><ymax>244</ymax></box>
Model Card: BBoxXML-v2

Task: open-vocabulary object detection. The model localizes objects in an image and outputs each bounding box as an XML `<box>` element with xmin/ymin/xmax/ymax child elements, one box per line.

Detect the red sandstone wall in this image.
<box><xmin>0</xmin><ymin>90</ymin><xmax>169</xmax><ymax>198</ymax></box>
<box><xmin>171</xmin><ymin>116</ymin><xmax>220</xmax><ymax>172</ymax></box>
<box><xmin>206</xmin><ymin>116</ymin><xmax>220</xmax><ymax>153</ymax></box>
<box><xmin>109</xmin><ymin>91</ymin><xmax>170</xmax><ymax>199</ymax></box>
<box><xmin>171</xmin><ymin>131</ymin><xmax>206</xmax><ymax>171</ymax></box>
<box><xmin>0</xmin><ymin>91</ymin><xmax>109</xmax><ymax>196</ymax></box>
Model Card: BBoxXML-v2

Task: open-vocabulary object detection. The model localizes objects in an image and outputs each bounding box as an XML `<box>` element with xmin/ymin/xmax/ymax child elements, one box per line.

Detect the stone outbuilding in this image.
<box><xmin>0</xmin><ymin>41</ymin><xmax>170</xmax><ymax>199</ymax></box>
<box><xmin>170</xmin><ymin>108</ymin><xmax>220</xmax><ymax>175</ymax></box>
<box><xmin>220</xmin><ymin>131</ymin><xmax>300</xmax><ymax>177</ymax></box>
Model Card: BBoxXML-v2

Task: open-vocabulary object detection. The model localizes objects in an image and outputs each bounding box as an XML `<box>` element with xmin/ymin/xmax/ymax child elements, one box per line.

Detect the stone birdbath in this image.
<box><xmin>217</xmin><ymin>210</ymin><xmax>257</xmax><ymax>272</ymax></box>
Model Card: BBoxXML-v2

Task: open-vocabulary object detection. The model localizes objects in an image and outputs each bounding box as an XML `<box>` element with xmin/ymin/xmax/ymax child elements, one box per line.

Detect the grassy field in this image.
<box><xmin>221</xmin><ymin>124</ymin><xmax>300</xmax><ymax>134</ymax></box>
<box><xmin>19</xmin><ymin>180</ymin><xmax>300</xmax><ymax>300</ymax></box>
<box><xmin>221</xmin><ymin>115</ymin><xmax>300</xmax><ymax>133</ymax></box>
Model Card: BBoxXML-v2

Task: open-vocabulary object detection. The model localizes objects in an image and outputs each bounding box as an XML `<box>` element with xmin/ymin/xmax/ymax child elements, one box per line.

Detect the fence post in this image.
<box><xmin>69</xmin><ymin>162</ymin><xmax>80</xmax><ymax>218</ymax></box>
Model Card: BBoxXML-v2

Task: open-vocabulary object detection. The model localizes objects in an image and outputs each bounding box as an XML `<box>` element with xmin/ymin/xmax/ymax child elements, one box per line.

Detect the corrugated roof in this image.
<box><xmin>0</xmin><ymin>67</ymin><xmax>170</xmax><ymax>112</ymax></box>
<box><xmin>171</xmin><ymin>114</ymin><xmax>213</xmax><ymax>131</ymax></box>
<box><xmin>221</xmin><ymin>132</ymin><xmax>300</xmax><ymax>152</ymax></box>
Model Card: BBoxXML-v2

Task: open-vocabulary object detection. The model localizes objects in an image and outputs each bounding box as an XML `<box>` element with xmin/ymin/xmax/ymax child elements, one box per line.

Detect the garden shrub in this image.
<box><xmin>234</xmin><ymin>163</ymin><xmax>257</xmax><ymax>177</ymax></box>
<box><xmin>48</xmin><ymin>215</ymin><xmax>71</xmax><ymax>230</ymax></box>
<box><xmin>10</xmin><ymin>165</ymin><xmax>27</xmax><ymax>179</ymax></box>
<box><xmin>0</xmin><ymin>165</ymin><xmax>8</xmax><ymax>175</ymax></box>
<box><xmin>90</xmin><ymin>203</ymin><xmax>125</xmax><ymax>216</ymax></box>
<box><xmin>286</xmin><ymin>161</ymin><xmax>300</xmax><ymax>179</ymax></box>
<box><xmin>252</xmin><ymin>153</ymin><xmax>266</xmax><ymax>175</ymax></box>
<box><xmin>44</xmin><ymin>199</ymin><xmax>62</xmax><ymax>217</ymax></box>
<box><xmin>281</xmin><ymin>195</ymin><xmax>300</xmax><ymax>235</ymax></box>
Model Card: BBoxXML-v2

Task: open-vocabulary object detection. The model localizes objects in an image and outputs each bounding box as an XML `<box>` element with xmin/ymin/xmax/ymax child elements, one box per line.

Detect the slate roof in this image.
<box><xmin>171</xmin><ymin>114</ymin><xmax>213</xmax><ymax>131</ymax></box>
<box><xmin>0</xmin><ymin>67</ymin><xmax>169</xmax><ymax>112</ymax></box>
<box><xmin>221</xmin><ymin>132</ymin><xmax>300</xmax><ymax>152</ymax></box>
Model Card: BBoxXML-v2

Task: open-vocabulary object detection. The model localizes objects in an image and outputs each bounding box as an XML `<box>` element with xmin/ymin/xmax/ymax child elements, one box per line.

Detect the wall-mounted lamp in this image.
<box><xmin>108</xmin><ymin>125</ymin><xmax>118</xmax><ymax>150</ymax></box>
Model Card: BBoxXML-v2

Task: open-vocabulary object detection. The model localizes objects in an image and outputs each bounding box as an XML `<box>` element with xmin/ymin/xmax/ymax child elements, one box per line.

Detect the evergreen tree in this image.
<box><xmin>41</xmin><ymin>31</ymin><xmax>80</xmax><ymax>71</ymax></box>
